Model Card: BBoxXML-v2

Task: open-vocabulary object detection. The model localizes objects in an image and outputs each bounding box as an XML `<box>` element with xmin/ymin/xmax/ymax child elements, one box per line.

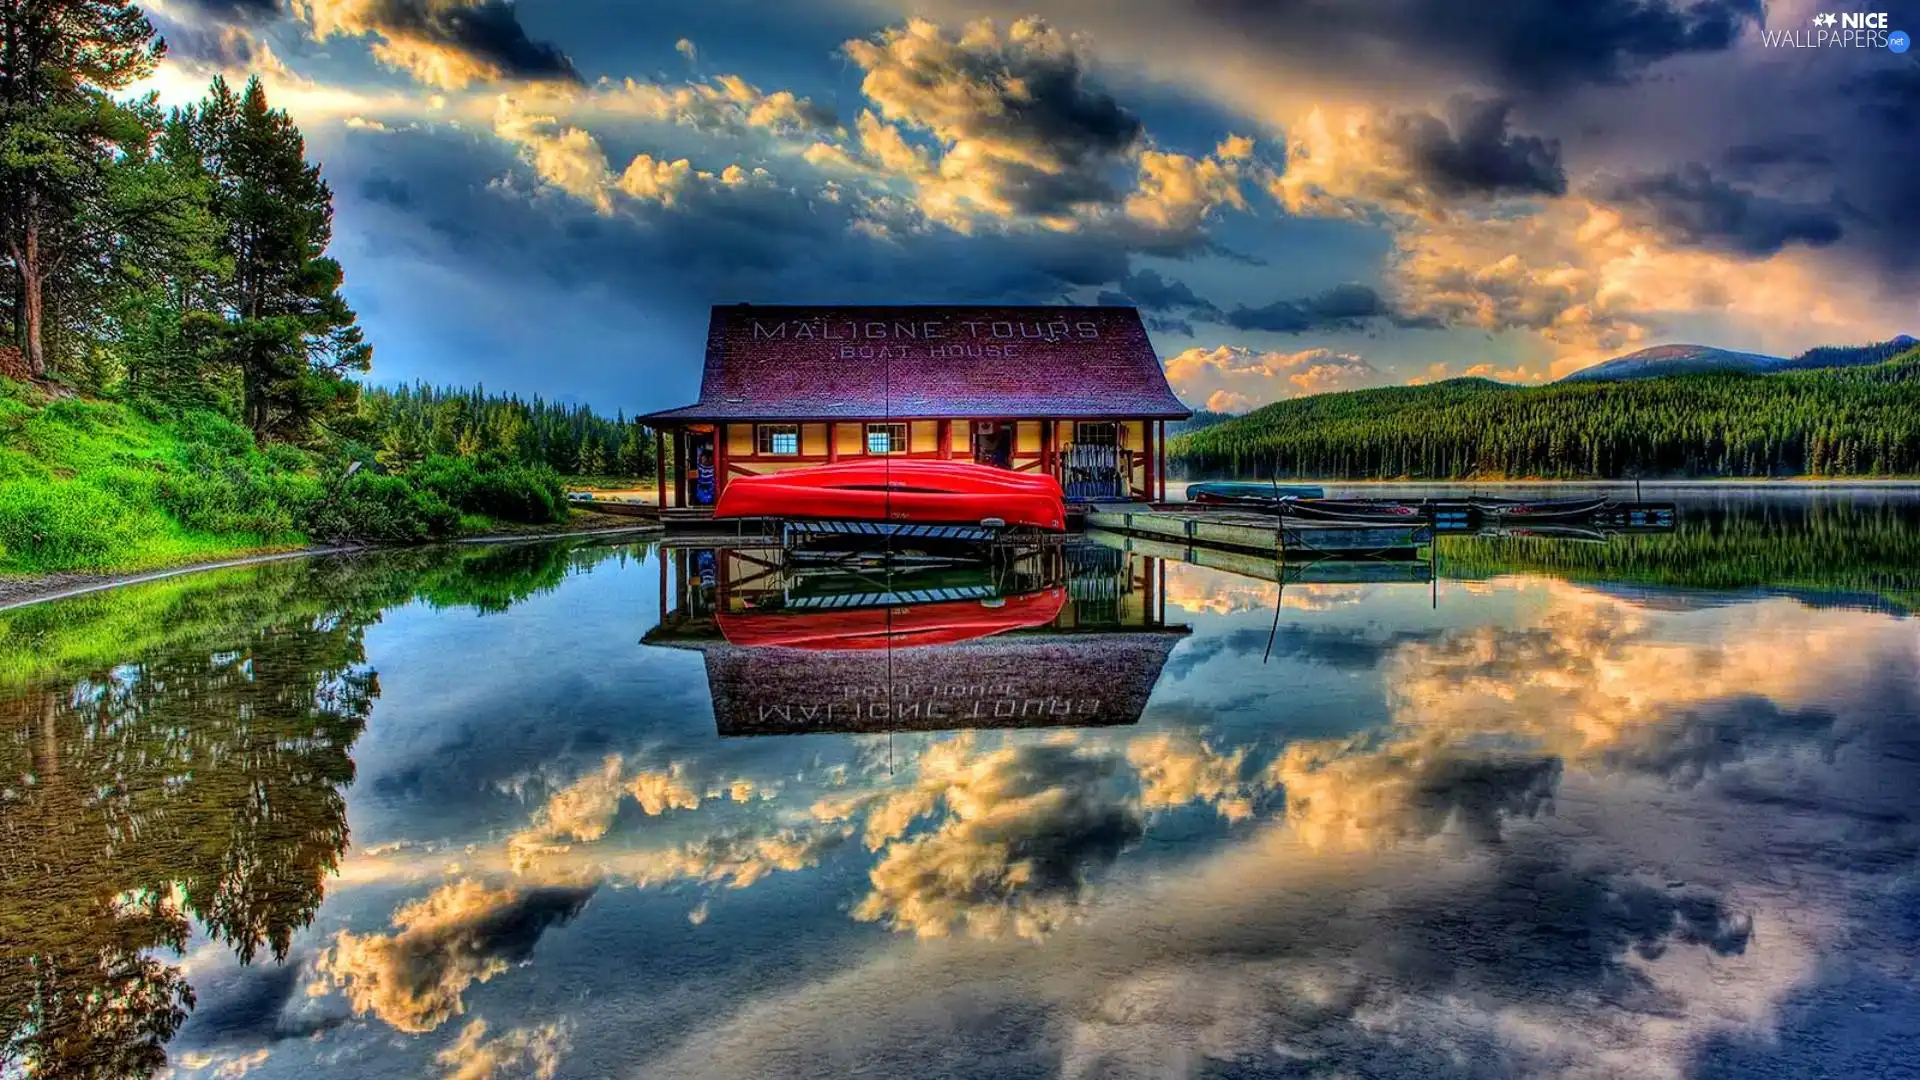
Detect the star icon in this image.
<box><xmin>1812</xmin><ymin>12</ymin><xmax>1836</xmax><ymax>26</ymax></box>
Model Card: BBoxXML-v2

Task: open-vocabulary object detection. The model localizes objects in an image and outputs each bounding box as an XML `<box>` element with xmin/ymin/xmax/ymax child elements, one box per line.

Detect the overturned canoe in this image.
<box><xmin>714</xmin><ymin>460</ymin><xmax>1067</xmax><ymax>532</ymax></box>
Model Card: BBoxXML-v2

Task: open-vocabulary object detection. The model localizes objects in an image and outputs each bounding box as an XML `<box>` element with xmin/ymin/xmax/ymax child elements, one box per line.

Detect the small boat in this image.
<box><xmin>714</xmin><ymin>460</ymin><xmax>1067</xmax><ymax>532</ymax></box>
<box><xmin>1282</xmin><ymin>499</ymin><xmax>1428</xmax><ymax>523</ymax></box>
<box><xmin>1470</xmin><ymin>496</ymin><xmax>1612</xmax><ymax>522</ymax></box>
<box><xmin>1187</xmin><ymin>481</ymin><xmax>1326</xmax><ymax>504</ymax></box>
<box><xmin>717</xmin><ymin>587</ymin><xmax>1067</xmax><ymax>650</ymax></box>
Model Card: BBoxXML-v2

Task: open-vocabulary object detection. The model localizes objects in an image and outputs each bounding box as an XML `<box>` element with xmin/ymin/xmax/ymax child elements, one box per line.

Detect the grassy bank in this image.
<box><xmin>0</xmin><ymin>379</ymin><xmax>580</xmax><ymax>576</ymax></box>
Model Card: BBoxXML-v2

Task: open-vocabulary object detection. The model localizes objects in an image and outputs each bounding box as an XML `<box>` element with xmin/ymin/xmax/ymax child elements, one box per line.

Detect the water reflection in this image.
<box><xmin>645</xmin><ymin>543</ymin><xmax>1189</xmax><ymax>736</ymax></box>
<box><xmin>0</xmin><ymin>497</ymin><xmax>1915</xmax><ymax>1078</ymax></box>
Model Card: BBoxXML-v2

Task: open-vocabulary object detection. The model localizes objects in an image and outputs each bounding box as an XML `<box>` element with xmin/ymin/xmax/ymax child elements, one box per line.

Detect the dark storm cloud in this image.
<box><xmin>1094</xmin><ymin>267</ymin><xmax>1222</xmax><ymax>323</ymax></box>
<box><xmin>1384</xmin><ymin>97</ymin><xmax>1567</xmax><ymax>198</ymax></box>
<box><xmin>1598</xmin><ymin>162</ymin><xmax>1843</xmax><ymax>257</ymax></box>
<box><xmin>1224</xmin><ymin>282</ymin><xmax>1440</xmax><ymax>333</ymax></box>
<box><xmin>169</xmin><ymin>0</ymin><xmax>283</xmax><ymax>23</ymax></box>
<box><xmin>367</xmin><ymin>0</ymin><xmax>581</xmax><ymax>84</ymax></box>
<box><xmin>1192</xmin><ymin>0</ymin><xmax>1762</xmax><ymax>96</ymax></box>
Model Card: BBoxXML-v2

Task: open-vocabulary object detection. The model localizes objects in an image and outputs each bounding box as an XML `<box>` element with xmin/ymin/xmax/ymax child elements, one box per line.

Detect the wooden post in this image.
<box><xmin>1157</xmin><ymin>421</ymin><xmax>1168</xmax><ymax>502</ymax></box>
<box><xmin>714</xmin><ymin>424</ymin><xmax>728</xmax><ymax>498</ymax></box>
<box><xmin>939</xmin><ymin>420</ymin><xmax>953</xmax><ymax>459</ymax></box>
<box><xmin>1041</xmin><ymin>419</ymin><xmax>1054</xmax><ymax>479</ymax></box>
<box><xmin>655</xmin><ymin>428</ymin><xmax>667</xmax><ymax>508</ymax></box>
<box><xmin>1141</xmin><ymin>419</ymin><xmax>1156</xmax><ymax>503</ymax></box>
<box><xmin>827</xmin><ymin>422</ymin><xmax>839</xmax><ymax>463</ymax></box>
<box><xmin>674</xmin><ymin>430</ymin><xmax>687</xmax><ymax>509</ymax></box>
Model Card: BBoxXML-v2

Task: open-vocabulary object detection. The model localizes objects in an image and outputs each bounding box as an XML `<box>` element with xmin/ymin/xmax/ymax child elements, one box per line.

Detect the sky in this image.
<box><xmin>131</xmin><ymin>0</ymin><xmax>1920</xmax><ymax>414</ymax></box>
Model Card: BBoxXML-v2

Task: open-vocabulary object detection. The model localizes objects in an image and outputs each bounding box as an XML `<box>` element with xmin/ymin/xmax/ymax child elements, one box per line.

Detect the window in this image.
<box><xmin>756</xmin><ymin>424</ymin><xmax>799</xmax><ymax>456</ymax></box>
<box><xmin>1075</xmin><ymin>421</ymin><xmax>1119</xmax><ymax>447</ymax></box>
<box><xmin>866</xmin><ymin>422</ymin><xmax>908</xmax><ymax>454</ymax></box>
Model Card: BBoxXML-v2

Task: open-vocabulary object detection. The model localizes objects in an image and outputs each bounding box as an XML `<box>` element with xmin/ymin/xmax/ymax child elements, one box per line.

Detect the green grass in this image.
<box><xmin>0</xmin><ymin>379</ymin><xmax>576</xmax><ymax>577</ymax></box>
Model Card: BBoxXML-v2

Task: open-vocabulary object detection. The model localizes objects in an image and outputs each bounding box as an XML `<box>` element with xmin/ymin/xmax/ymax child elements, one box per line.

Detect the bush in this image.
<box><xmin>413</xmin><ymin>454</ymin><xmax>566</xmax><ymax>525</ymax></box>
<box><xmin>304</xmin><ymin>472</ymin><xmax>459</xmax><ymax>543</ymax></box>
<box><xmin>0</xmin><ymin>479</ymin><xmax>158</xmax><ymax>571</ymax></box>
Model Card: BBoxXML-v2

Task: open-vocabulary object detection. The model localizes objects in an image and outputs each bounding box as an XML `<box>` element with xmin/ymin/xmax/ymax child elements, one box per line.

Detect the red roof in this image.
<box><xmin>641</xmin><ymin>305</ymin><xmax>1191</xmax><ymax>422</ymax></box>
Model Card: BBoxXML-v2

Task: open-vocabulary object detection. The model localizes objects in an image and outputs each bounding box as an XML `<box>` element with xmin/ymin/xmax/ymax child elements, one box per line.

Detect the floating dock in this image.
<box><xmin>1084</xmin><ymin>507</ymin><xmax>1430</xmax><ymax>558</ymax></box>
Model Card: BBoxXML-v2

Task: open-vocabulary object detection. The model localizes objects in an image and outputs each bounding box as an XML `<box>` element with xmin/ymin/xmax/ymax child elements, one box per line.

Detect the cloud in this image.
<box><xmin>1596</xmin><ymin>162</ymin><xmax>1843</xmax><ymax>257</ymax></box>
<box><xmin>1269</xmin><ymin>100</ymin><xmax>1564</xmax><ymax>221</ymax></box>
<box><xmin>1121</xmin><ymin>139</ymin><xmax>1252</xmax><ymax>240</ymax></box>
<box><xmin>312</xmin><ymin>879</ymin><xmax>593</xmax><ymax>1033</ymax></box>
<box><xmin>586</xmin><ymin>75</ymin><xmax>839</xmax><ymax>137</ymax></box>
<box><xmin>1093</xmin><ymin>268</ymin><xmax>1220</xmax><ymax>320</ymax></box>
<box><xmin>1163</xmin><ymin>345</ymin><xmax>1384</xmax><ymax>410</ymax></box>
<box><xmin>1126</xmin><ymin>733</ymin><xmax>1258</xmax><ymax>822</ymax></box>
<box><xmin>842</xmin><ymin>737</ymin><xmax>1144</xmax><ymax>940</ymax></box>
<box><xmin>435</xmin><ymin>1018</ymin><xmax>570</xmax><ymax>1080</ymax></box>
<box><xmin>489</xmin><ymin>97</ymin><xmax>778</xmax><ymax>214</ymax></box>
<box><xmin>842</xmin><ymin>17</ymin><xmax>1143</xmax><ymax>224</ymax></box>
<box><xmin>506</xmin><ymin>754</ymin><xmax>763</xmax><ymax>866</ymax></box>
<box><xmin>1224</xmin><ymin>282</ymin><xmax>1436</xmax><ymax>334</ymax></box>
<box><xmin>289</xmin><ymin>0</ymin><xmax>579</xmax><ymax>89</ymax></box>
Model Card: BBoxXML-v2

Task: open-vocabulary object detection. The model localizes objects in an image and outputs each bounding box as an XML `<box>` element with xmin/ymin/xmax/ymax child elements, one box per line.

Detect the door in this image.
<box><xmin>971</xmin><ymin>421</ymin><xmax>1013</xmax><ymax>468</ymax></box>
<box><xmin>687</xmin><ymin>428</ymin><xmax>717</xmax><ymax>506</ymax></box>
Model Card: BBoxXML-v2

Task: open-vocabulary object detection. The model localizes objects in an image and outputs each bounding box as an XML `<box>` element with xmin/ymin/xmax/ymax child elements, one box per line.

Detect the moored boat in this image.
<box><xmin>713</xmin><ymin>460</ymin><xmax>1067</xmax><ymax>532</ymax></box>
<box><xmin>1187</xmin><ymin>481</ymin><xmax>1326</xmax><ymax>504</ymax></box>
<box><xmin>1471</xmin><ymin>496</ymin><xmax>1612</xmax><ymax>522</ymax></box>
<box><xmin>1281</xmin><ymin>498</ymin><xmax>1428</xmax><ymax>524</ymax></box>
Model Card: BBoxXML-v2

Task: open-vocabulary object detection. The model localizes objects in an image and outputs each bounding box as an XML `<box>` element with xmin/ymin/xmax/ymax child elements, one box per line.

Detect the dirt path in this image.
<box><xmin>0</xmin><ymin>520</ymin><xmax>662</xmax><ymax>613</ymax></box>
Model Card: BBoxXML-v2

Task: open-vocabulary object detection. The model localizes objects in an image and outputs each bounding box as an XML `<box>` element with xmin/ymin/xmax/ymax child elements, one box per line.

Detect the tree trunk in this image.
<box><xmin>12</xmin><ymin>218</ymin><xmax>47</xmax><ymax>379</ymax></box>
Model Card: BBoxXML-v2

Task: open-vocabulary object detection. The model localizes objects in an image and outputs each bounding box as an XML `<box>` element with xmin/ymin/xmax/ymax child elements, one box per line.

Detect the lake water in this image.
<box><xmin>4</xmin><ymin>491</ymin><xmax>1919</xmax><ymax>1079</ymax></box>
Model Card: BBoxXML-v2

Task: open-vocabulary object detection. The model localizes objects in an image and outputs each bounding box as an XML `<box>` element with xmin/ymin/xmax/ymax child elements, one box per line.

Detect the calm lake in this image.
<box><xmin>5</xmin><ymin>491</ymin><xmax>1919</xmax><ymax>1079</ymax></box>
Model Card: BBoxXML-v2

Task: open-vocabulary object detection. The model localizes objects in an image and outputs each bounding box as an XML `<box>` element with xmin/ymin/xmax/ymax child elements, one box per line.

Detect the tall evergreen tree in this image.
<box><xmin>174</xmin><ymin>76</ymin><xmax>369</xmax><ymax>442</ymax></box>
<box><xmin>0</xmin><ymin>0</ymin><xmax>167</xmax><ymax>378</ymax></box>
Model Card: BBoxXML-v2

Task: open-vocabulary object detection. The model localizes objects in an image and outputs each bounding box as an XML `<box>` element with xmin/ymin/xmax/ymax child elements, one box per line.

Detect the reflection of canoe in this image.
<box><xmin>1482</xmin><ymin>524</ymin><xmax>1611</xmax><ymax>543</ymax></box>
<box><xmin>1187</xmin><ymin>481</ymin><xmax>1325</xmax><ymax>504</ymax></box>
<box><xmin>714</xmin><ymin>460</ymin><xmax>1067</xmax><ymax>531</ymax></box>
<box><xmin>716</xmin><ymin>587</ymin><xmax>1067</xmax><ymax>649</ymax></box>
<box><xmin>1472</xmin><ymin>496</ymin><xmax>1612</xmax><ymax>521</ymax></box>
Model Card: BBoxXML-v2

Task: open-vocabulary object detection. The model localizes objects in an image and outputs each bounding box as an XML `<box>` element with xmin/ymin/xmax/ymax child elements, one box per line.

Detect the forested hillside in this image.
<box><xmin>1169</xmin><ymin>351</ymin><xmax>1920</xmax><ymax>480</ymax></box>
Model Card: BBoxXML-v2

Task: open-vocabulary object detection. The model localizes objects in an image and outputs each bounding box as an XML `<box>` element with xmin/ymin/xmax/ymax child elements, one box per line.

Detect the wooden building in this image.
<box><xmin>639</xmin><ymin>304</ymin><xmax>1192</xmax><ymax>510</ymax></box>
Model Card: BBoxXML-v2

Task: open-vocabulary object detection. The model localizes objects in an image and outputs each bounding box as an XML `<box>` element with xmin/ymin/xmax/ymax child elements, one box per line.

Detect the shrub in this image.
<box><xmin>171</xmin><ymin>410</ymin><xmax>256</xmax><ymax>459</ymax></box>
<box><xmin>413</xmin><ymin>454</ymin><xmax>566</xmax><ymax>525</ymax></box>
<box><xmin>304</xmin><ymin>473</ymin><xmax>459</xmax><ymax>543</ymax></box>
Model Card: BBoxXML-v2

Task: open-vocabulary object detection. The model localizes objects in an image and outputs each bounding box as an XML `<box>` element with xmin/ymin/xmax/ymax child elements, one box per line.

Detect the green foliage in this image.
<box><xmin>412</xmin><ymin>453</ymin><xmax>566</xmax><ymax>524</ymax></box>
<box><xmin>361</xmin><ymin>381</ymin><xmax>653</xmax><ymax>479</ymax></box>
<box><xmin>1171</xmin><ymin>352</ymin><xmax>1920</xmax><ymax>479</ymax></box>
<box><xmin>0</xmin><ymin>478</ymin><xmax>157</xmax><ymax>570</ymax></box>
<box><xmin>303</xmin><ymin>472</ymin><xmax>457</xmax><ymax>543</ymax></box>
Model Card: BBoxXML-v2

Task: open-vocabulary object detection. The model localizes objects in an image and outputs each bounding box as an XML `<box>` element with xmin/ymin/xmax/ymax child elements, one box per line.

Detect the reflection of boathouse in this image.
<box><xmin>643</xmin><ymin>545</ymin><xmax>1189</xmax><ymax>737</ymax></box>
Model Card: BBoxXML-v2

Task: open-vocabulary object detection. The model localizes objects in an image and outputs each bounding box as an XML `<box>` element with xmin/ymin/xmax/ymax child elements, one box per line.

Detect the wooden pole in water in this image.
<box><xmin>655</xmin><ymin>429</ymin><xmax>667</xmax><ymax>509</ymax></box>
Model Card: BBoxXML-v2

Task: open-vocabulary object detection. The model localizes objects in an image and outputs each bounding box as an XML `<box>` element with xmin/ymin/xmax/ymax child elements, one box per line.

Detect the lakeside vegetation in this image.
<box><xmin>0</xmin><ymin>0</ymin><xmax>656</xmax><ymax>576</ymax></box>
<box><xmin>1170</xmin><ymin>351</ymin><xmax>1920</xmax><ymax>480</ymax></box>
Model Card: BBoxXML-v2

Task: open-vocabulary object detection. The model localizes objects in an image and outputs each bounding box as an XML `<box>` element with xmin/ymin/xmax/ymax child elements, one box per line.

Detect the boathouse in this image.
<box><xmin>638</xmin><ymin>304</ymin><xmax>1192</xmax><ymax>511</ymax></box>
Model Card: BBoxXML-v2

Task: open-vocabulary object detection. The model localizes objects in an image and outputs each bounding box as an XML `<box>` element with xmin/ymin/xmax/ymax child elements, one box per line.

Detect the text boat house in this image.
<box><xmin>639</xmin><ymin>304</ymin><xmax>1192</xmax><ymax>511</ymax></box>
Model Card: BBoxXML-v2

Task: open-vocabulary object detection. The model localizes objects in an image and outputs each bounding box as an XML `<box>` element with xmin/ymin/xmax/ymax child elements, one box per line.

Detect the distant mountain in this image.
<box><xmin>1168</xmin><ymin>408</ymin><xmax>1237</xmax><ymax>435</ymax></box>
<box><xmin>1563</xmin><ymin>335</ymin><xmax>1917</xmax><ymax>383</ymax></box>
<box><xmin>1560</xmin><ymin>344</ymin><xmax>1785</xmax><ymax>382</ymax></box>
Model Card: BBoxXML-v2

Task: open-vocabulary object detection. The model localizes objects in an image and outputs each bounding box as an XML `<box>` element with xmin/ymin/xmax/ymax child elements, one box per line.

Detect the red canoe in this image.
<box><xmin>713</xmin><ymin>460</ymin><xmax>1067</xmax><ymax>531</ymax></box>
<box><xmin>717</xmin><ymin>587</ymin><xmax>1068</xmax><ymax>650</ymax></box>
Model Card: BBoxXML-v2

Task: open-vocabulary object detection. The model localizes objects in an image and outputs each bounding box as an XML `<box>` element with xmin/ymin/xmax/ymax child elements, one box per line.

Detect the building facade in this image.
<box><xmin>639</xmin><ymin>304</ymin><xmax>1192</xmax><ymax>508</ymax></box>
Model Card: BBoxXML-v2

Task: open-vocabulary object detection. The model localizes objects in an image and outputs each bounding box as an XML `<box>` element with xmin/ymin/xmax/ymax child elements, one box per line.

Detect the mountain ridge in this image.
<box><xmin>1562</xmin><ymin>335</ymin><xmax>1917</xmax><ymax>382</ymax></box>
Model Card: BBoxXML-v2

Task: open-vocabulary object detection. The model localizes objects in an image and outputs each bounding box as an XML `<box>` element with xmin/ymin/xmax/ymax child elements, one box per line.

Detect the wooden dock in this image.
<box><xmin>1084</xmin><ymin>507</ymin><xmax>1429</xmax><ymax>559</ymax></box>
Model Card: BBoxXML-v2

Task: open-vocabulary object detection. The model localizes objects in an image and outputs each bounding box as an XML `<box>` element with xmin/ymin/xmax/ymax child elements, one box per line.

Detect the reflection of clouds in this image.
<box><xmin>843</xmin><ymin>736</ymin><xmax>1144</xmax><ymax>941</ymax></box>
<box><xmin>313</xmin><ymin>879</ymin><xmax>592</xmax><ymax>1033</ymax></box>
<box><xmin>1161</xmin><ymin>565</ymin><xmax>1365</xmax><ymax>615</ymax></box>
<box><xmin>1127</xmin><ymin>733</ymin><xmax>1256</xmax><ymax>822</ymax></box>
<box><xmin>507</xmin><ymin>755</ymin><xmax>762</xmax><ymax>868</ymax></box>
<box><xmin>1274</xmin><ymin>737</ymin><xmax>1560</xmax><ymax>850</ymax></box>
<box><xmin>434</xmin><ymin>1018</ymin><xmax>570</xmax><ymax>1080</ymax></box>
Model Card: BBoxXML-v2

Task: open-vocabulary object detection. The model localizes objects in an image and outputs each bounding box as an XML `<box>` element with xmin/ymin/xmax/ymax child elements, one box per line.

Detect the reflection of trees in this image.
<box><xmin>0</xmin><ymin>538</ymin><xmax>638</xmax><ymax>1076</ymax></box>
<box><xmin>1439</xmin><ymin>498</ymin><xmax>1920</xmax><ymax>612</ymax></box>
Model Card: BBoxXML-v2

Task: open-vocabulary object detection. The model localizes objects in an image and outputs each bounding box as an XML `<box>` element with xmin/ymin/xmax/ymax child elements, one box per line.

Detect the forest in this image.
<box><xmin>1169</xmin><ymin>352</ymin><xmax>1920</xmax><ymax>480</ymax></box>
<box><xmin>0</xmin><ymin>0</ymin><xmax>654</xmax><ymax>574</ymax></box>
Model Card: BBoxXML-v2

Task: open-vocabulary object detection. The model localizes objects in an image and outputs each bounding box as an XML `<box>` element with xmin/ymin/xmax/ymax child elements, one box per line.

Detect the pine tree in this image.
<box><xmin>0</xmin><ymin>0</ymin><xmax>167</xmax><ymax>378</ymax></box>
<box><xmin>175</xmin><ymin>76</ymin><xmax>369</xmax><ymax>442</ymax></box>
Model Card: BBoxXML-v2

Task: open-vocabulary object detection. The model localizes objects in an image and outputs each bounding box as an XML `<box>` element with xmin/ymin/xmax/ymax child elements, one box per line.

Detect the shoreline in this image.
<box><xmin>0</xmin><ymin>520</ymin><xmax>662</xmax><ymax>613</ymax></box>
